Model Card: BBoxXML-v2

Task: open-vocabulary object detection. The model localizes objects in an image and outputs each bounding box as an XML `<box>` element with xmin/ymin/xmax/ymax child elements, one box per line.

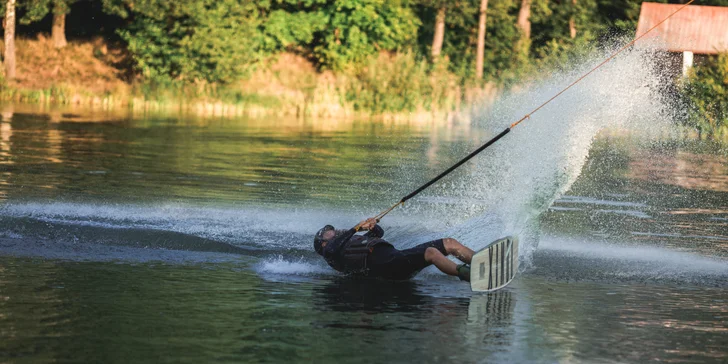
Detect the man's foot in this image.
<box><xmin>456</xmin><ymin>264</ymin><xmax>470</xmax><ymax>282</ymax></box>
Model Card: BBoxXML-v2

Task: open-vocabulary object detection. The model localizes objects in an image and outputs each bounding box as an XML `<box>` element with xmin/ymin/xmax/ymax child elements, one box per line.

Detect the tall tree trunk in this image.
<box><xmin>569</xmin><ymin>0</ymin><xmax>577</xmax><ymax>39</ymax></box>
<box><xmin>515</xmin><ymin>0</ymin><xmax>531</xmax><ymax>62</ymax></box>
<box><xmin>4</xmin><ymin>0</ymin><xmax>16</xmax><ymax>81</ymax></box>
<box><xmin>475</xmin><ymin>0</ymin><xmax>489</xmax><ymax>80</ymax></box>
<box><xmin>431</xmin><ymin>6</ymin><xmax>446</xmax><ymax>60</ymax></box>
<box><xmin>516</xmin><ymin>0</ymin><xmax>531</xmax><ymax>40</ymax></box>
<box><xmin>52</xmin><ymin>12</ymin><xmax>68</xmax><ymax>48</ymax></box>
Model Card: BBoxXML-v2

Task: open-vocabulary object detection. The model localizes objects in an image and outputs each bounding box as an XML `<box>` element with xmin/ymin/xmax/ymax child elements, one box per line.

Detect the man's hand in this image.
<box><xmin>357</xmin><ymin>217</ymin><xmax>378</xmax><ymax>230</ymax></box>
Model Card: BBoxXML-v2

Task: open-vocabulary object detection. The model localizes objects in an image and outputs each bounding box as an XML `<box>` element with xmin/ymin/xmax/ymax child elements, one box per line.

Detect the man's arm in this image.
<box><xmin>323</xmin><ymin>218</ymin><xmax>377</xmax><ymax>257</ymax></box>
<box><xmin>324</xmin><ymin>228</ymin><xmax>357</xmax><ymax>257</ymax></box>
<box><xmin>365</xmin><ymin>224</ymin><xmax>384</xmax><ymax>238</ymax></box>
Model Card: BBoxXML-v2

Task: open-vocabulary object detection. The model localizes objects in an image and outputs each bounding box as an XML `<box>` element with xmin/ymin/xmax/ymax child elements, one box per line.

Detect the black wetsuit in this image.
<box><xmin>320</xmin><ymin>224</ymin><xmax>447</xmax><ymax>280</ymax></box>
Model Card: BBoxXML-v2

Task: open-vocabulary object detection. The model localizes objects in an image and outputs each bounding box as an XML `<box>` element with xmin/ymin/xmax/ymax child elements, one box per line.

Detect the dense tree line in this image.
<box><xmin>0</xmin><ymin>0</ymin><xmax>726</xmax><ymax>132</ymax></box>
<box><xmin>1</xmin><ymin>0</ymin><xmax>724</xmax><ymax>85</ymax></box>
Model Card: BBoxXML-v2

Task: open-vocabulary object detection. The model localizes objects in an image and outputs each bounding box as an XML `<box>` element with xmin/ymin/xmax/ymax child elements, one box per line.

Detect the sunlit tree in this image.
<box><xmin>19</xmin><ymin>0</ymin><xmax>76</xmax><ymax>48</ymax></box>
<box><xmin>4</xmin><ymin>0</ymin><xmax>16</xmax><ymax>80</ymax></box>
<box><xmin>475</xmin><ymin>0</ymin><xmax>489</xmax><ymax>80</ymax></box>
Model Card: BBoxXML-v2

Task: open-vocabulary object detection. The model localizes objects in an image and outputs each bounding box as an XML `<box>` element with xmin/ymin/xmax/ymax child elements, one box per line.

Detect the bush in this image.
<box><xmin>681</xmin><ymin>52</ymin><xmax>728</xmax><ymax>137</ymax></box>
<box><xmin>118</xmin><ymin>0</ymin><xmax>264</xmax><ymax>84</ymax></box>
<box><xmin>343</xmin><ymin>52</ymin><xmax>458</xmax><ymax>113</ymax></box>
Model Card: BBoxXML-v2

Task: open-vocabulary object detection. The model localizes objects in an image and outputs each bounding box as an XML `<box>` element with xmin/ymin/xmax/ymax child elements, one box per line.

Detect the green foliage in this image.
<box><xmin>594</xmin><ymin>0</ymin><xmax>647</xmax><ymax>35</ymax></box>
<box><xmin>19</xmin><ymin>0</ymin><xmax>75</xmax><ymax>24</ymax></box>
<box><xmin>344</xmin><ymin>52</ymin><xmax>456</xmax><ymax>113</ymax></box>
<box><xmin>310</xmin><ymin>0</ymin><xmax>421</xmax><ymax>70</ymax></box>
<box><xmin>314</xmin><ymin>0</ymin><xmax>419</xmax><ymax>69</ymax></box>
<box><xmin>532</xmin><ymin>36</ymin><xmax>595</xmax><ymax>76</ymax></box>
<box><xmin>414</xmin><ymin>0</ymin><xmax>525</xmax><ymax>83</ymax></box>
<box><xmin>260</xmin><ymin>9</ymin><xmax>328</xmax><ymax>51</ymax></box>
<box><xmin>6</xmin><ymin>0</ymin><xmax>728</xmax><ymax>127</ymax></box>
<box><xmin>482</xmin><ymin>0</ymin><xmax>526</xmax><ymax>83</ymax></box>
<box><xmin>681</xmin><ymin>53</ymin><xmax>728</xmax><ymax>136</ymax></box>
<box><xmin>19</xmin><ymin>0</ymin><xmax>51</xmax><ymax>24</ymax></box>
<box><xmin>117</xmin><ymin>0</ymin><xmax>264</xmax><ymax>84</ymax></box>
<box><xmin>532</xmin><ymin>0</ymin><xmax>598</xmax><ymax>51</ymax></box>
<box><xmin>100</xmin><ymin>0</ymin><xmax>130</xmax><ymax>18</ymax></box>
<box><xmin>108</xmin><ymin>0</ymin><xmax>419</xmax><ymax>82</ymax></box>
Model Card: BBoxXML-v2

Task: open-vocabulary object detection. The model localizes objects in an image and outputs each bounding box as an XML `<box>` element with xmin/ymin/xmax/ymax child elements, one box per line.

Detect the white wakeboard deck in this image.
<box><xmin>470</xmin><ymin>236</ymin><xmax>519</xmax><ymax>292</ymax></box>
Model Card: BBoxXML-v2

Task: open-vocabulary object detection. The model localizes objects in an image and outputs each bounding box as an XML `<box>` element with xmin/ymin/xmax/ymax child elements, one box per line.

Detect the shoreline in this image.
<box><xmin>0</xmin><ymin>83</ymin><xmax>494</xmax><ymax>123</ymax></box>
<box><xmin>0</xmin><ymin>38</ymin><xmax>499</xmax><ymax>122</ymax></box>
<box><xmin>0</xmin><ymin>101</ymin><xmax>480</xmax><ymax>133</ymax></box>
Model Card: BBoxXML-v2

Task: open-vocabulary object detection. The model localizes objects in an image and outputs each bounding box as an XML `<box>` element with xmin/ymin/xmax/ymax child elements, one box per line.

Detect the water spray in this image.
<box><xmin>357</xmin><ymin>0</ymin><xmax>696</xmax><ymax>230</ymax></box>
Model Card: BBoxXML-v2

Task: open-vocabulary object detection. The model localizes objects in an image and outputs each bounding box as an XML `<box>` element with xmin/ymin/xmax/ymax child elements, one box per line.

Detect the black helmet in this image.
<box><xmin>314</xmin><ymin>225</ymin><xmax>335</xmax><ymax>255</ymax></box>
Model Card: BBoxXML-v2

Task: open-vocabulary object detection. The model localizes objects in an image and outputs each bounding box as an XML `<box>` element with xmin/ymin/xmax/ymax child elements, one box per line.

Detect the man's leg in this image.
<box><xmin>442</xmin><ymin>238</ymin><xmax>475</xmax><ymax>264</ymax></box>
<box><xmin>424</xmin><ymin>247</ymin><xmax>459</xmax><ymax>276</ymax></box>
<box><xmin>388</xmin><ymin>239</ymin><xmax>474</xmax><ymax>280</ymax></box>
<box><xmin>423</xmin><ymin>238</ymin><xmax>475</xmax><ymax>280</ymax></box>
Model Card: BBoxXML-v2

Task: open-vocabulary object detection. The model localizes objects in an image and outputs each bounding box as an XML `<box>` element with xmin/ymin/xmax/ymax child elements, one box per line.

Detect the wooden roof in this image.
<box><xmin>636</xmin><ymin>2</ymin><xmax>728</xmax><ymax>54</ymax></box>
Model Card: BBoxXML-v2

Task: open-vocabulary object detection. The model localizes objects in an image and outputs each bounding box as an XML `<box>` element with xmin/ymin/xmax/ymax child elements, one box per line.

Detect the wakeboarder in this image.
<box><xmin>314</xmin><ymin>218</ymin><xmax>473</xmax><ymax>281</ymax></box>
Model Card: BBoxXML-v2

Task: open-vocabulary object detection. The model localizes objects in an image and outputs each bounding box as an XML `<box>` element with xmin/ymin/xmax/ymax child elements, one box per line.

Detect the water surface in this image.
<box><xmin>0</xmin><ymin>97</ymin><xmax>727</xmax><ymax>363</ymax></box>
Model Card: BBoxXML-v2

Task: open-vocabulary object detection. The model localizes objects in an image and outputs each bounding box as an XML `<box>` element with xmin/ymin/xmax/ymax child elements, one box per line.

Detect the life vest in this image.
<box><xmin>328</xmin><ymin>235</ymin><xmax>392</xmax><ymax>275</ymax></box>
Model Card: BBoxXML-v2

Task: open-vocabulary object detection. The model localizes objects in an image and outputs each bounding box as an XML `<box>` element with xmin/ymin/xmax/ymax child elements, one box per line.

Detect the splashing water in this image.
<box><xmin>394</xmin><ymin>43</ymin><xmax>678</xmax><ymax>265</ymax></box>
<box><xmin>259</xmin><ymin>255</ymin><xmax>331</xmax><ymax>275</ymax></box>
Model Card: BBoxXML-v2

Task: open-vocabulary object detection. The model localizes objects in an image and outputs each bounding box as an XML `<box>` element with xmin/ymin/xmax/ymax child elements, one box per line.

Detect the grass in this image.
<box><xmin>0</xmin><ymin>36</ymin><xmax>500</xmax><ymax>121</ymax></box>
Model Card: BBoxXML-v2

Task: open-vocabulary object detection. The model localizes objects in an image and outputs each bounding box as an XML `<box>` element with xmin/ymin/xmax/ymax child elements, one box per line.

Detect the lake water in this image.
<box><xmin>1</xmin><ymin>76</ymin><xmax>727</xmax><ymax>364</ymax></box>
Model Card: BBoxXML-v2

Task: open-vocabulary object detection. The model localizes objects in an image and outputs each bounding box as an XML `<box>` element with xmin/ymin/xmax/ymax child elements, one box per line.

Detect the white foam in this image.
<box><xmin>539</xmin><ymin>237</ymin><xmax>728</xmax><ymax>275</ymax></box>
<box><xmin>0</xmin><ymin>230</ymin><xmax>23</xmax><ymax>239</ymax></box>
<box><xmin>558</xmin><ymin>196</ymin><xmax>648</xmax><ymax>208</ymax></box>
<box><xmin>0</xmin><ymin>201</ymin><xmax>447</xmax><ymax>252</ymax></box>
<box><xmin>258</xmin><ymin>255</ymin><xmax>331</xmax><ymax>275</ymax></box>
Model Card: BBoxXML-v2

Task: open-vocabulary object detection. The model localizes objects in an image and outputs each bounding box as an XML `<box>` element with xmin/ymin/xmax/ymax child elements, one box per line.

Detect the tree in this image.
<box><xmin>258</xmin><ymin>3</ymin><xmax>327</xmax><ymax>53</ymax></box>
<box><xmin>516</xmin><ymin>0</ymin><xmax>531</xmax><ymax>41</ymax></box>
<box><xmin>116</xmin><ymin>0</ymin><xmax>265</xmax><ymax>84</ymax></box>
<box><xmin>18</xmin><ymin>0</ymin><xmax>74</xmax><ymax>48</ymax></box>
<box><xmin>415</xmin><ymin>0</ymin><xmax>517</xmax><ymax>82</ymax></box>
<box><xmin>51</xmin><ymin>0</ymin><xmax>72</xmax><ymax>48</ymax></box>
<box><xmin>417</xmin><ymin>0</ymin><xmax>452</xmax><ymax>61</ymax></box>
<box><xmin>515</xmin><ymin>0</ymin><xmax>532</xmax><ymax>65</ymax></box>
<box><xmin>312</xmin><ymin>0</ymin><xmax>420</xmax><ymax>70</ymax></box>
<box><xmin>432</xmin><ymin>5</ymin><xmax>445</xmax><ymax>60</ymax></box>
<box><xmin>113</xmin><ymin>0</ymin><xmax>420</xmax><ymax>81</ymax></box>
<box><xmin>4</xmin><ymin>0</ymin><xmax>16</xmax><ymax>80</ymax></box>
<box><xmin>475</xmin><ymin>0</ymin><xmax>489</xmax><ymax>80</ymax></box>
<box><xmin>569</xmin><ymin>0</ymin><xmax>577</xmax><ymax>38</ymax></box>
<box><xmin>516</xmin><ymin>0</ymin><xmax>532</xmax><ymax>40</ymax></box>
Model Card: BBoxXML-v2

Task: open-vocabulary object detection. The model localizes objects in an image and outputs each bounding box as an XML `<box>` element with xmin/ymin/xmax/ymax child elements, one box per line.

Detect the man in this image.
<box><xmin>313</xmin><ymin>217</ymin><xmax>474</xmax><ymax>281</ymax></box>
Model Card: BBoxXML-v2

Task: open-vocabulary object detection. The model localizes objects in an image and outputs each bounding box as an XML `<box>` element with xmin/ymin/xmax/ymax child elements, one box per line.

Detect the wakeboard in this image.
<box><xmin>470</xmin><ymin>236</ymin><xmax>519</xmax><ymax>292</ymax></box>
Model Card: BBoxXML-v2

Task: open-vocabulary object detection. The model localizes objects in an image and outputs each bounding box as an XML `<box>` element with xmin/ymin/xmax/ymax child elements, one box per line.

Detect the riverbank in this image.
<box><xmin>3</xmin><ymin>37</ymin><xmax>725</xmax><ymax>135</ymax></box>
<box><xmin>0</xmin><ymin>37</ymin><xmax>498</xmax><ymax>121</ymax></box>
